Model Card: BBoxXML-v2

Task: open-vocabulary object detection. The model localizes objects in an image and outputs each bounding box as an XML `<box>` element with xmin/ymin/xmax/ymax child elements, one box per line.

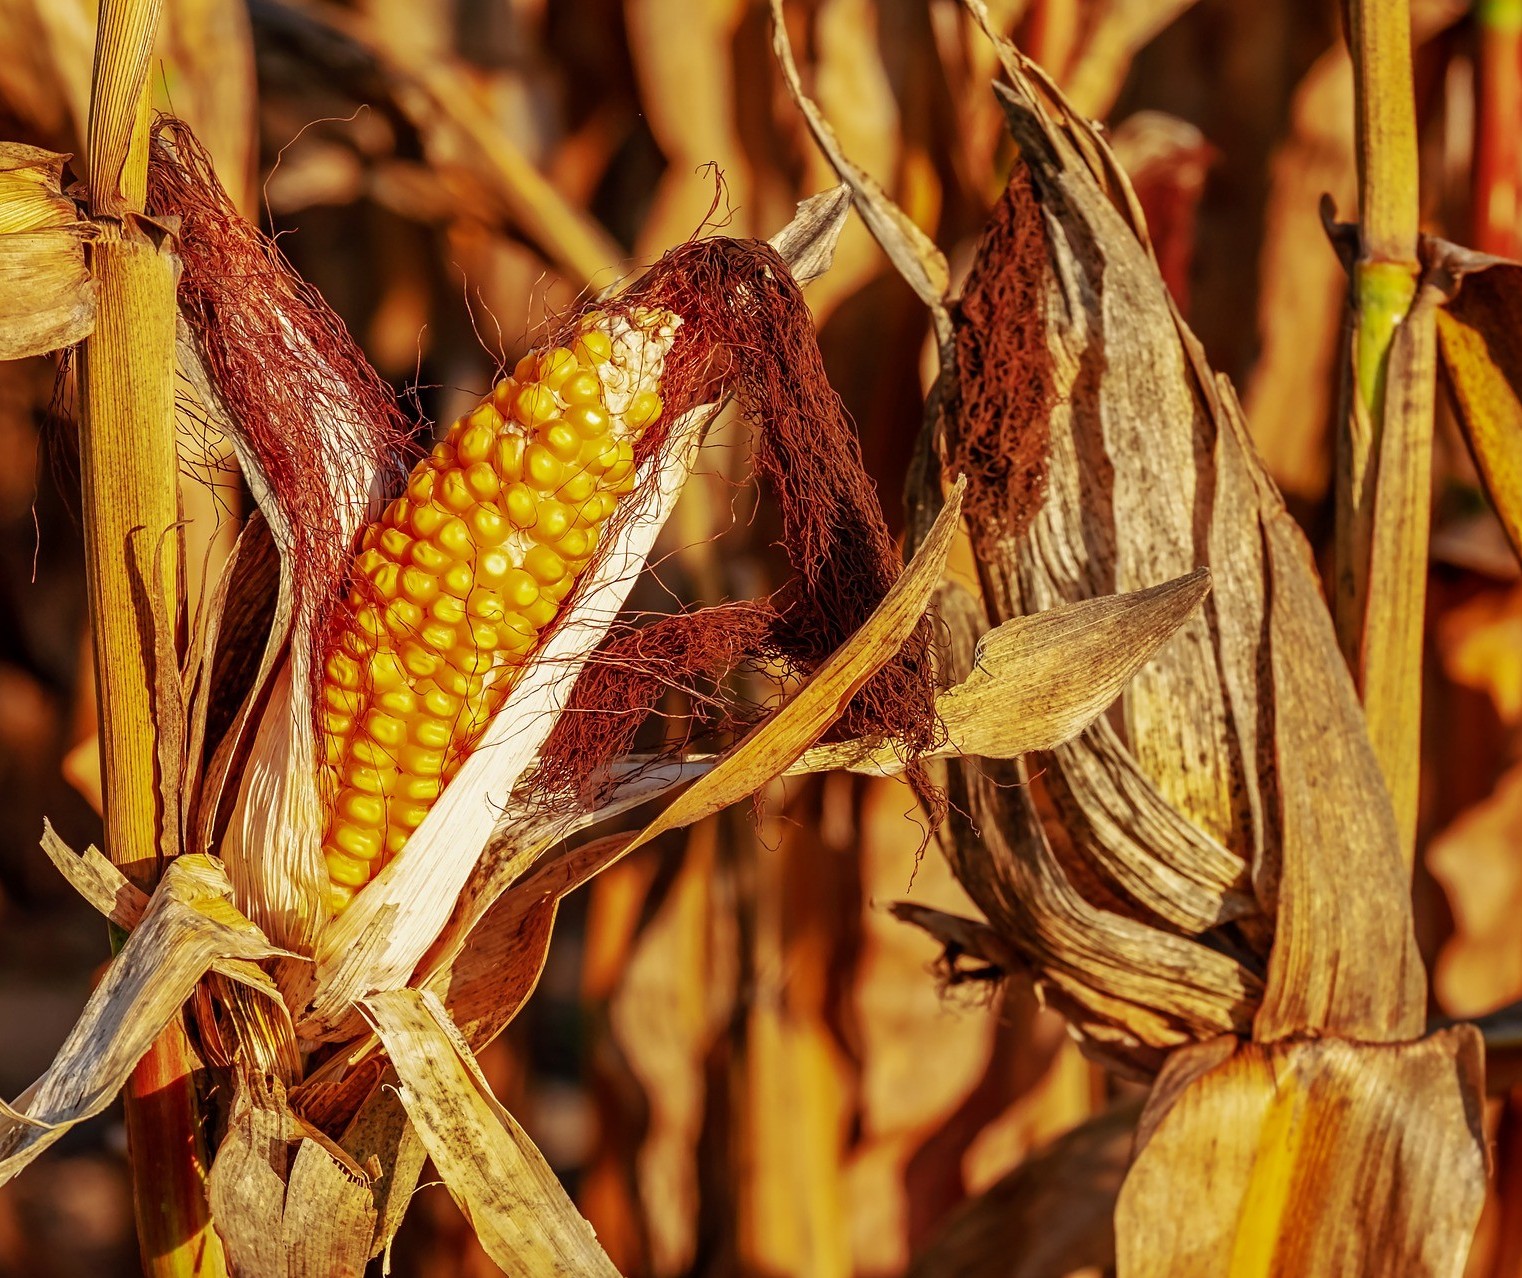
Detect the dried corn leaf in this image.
<box><xmin>207</xmin><ymin>1070</ymin><xmax>377</xmax><ymax>1278</ymax></box>
<box><xmin>0</xmin><ymin>853</ymin><xmax>286</xmax><ymax>1183</ymax></box>
<box><xmin>906</xmin><ymin>1099</ymin><xmax>1140</xmax><ymax>1278</ymax></box>
<box><xmin>770</xmin><ymin>0</ymin><xmax>952</xmax><ymax>334</ymax></box>
<box><xmin>363</xmin><ymin>987</ymin><xmax>620</xmax><ymax>1278</ymax></box>
<box><xmin>1433</xmin><ymin>245</ymin><xmax>1522</xmax><ymax>567</ymax></box>
<box><xmin>800</xmin><ymin>567</ymin><xmax>1212</xmax><ymax>775</ymax></box>
<box><xmin>0</xmin><ymin>143</ymin><xmax>93</xmax><ymax>357</ymax></box>
<box><xmin>1114</xmin><ymin>1029</ymin><xmax>1486</xmax><ymax>1276</ymax></box>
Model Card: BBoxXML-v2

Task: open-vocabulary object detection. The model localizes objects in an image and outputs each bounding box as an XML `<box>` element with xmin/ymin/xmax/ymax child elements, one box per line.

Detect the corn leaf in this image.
<box><xmin>362</xmin><ymin>987</ymin><xmax>621</xmax><ymax>1278</ymax></box>
<box><xmin>0</xmin><ymin>143</ymin><xmax>94</xmax><ymax>358</ymax></box>
<box><xmin>1433</xmin><ymin>244</ymin><xmax>1522</xmax><ymax>567</ymax></box>
<box><xmin>1114</xmin><ymin>1029</ymin><xmax>1486</xmax><ymax>1276</ymax></box>
<box><xmin>0</xmin><ymin>853</ymin><xmax>285</xmax><ymax>1184</ymax></box>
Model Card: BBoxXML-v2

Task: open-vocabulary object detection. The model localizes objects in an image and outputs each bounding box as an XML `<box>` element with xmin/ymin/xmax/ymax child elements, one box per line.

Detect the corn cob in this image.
<box><xmin>319</xmin><ymin>307</ymin><xmax>680</xmax><ymax>912</ymax></box>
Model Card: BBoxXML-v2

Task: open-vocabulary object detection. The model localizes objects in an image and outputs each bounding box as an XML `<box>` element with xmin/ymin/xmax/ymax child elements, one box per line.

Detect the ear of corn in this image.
<box><xmin>319</xmin><ymin>307</ymin><xmax>680</xmax><ymax>911</ymax></box>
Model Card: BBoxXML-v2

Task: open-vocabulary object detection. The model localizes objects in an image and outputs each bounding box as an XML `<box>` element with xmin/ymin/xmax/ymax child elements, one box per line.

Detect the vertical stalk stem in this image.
<box><xmin>81</xmin><ymin>1</ymin><xmax>227</xmax><ymax>1273</ymax></box>
<box><xmin>1337</xmin><ymin>0</ymin><xmax>1434</xmax><ymax>865</ymax></box>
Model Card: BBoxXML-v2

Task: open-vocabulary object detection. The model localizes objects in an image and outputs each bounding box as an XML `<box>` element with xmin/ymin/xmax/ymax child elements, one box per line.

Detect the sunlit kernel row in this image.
<box><xmin>317</xmin><ymin>308</ymin><xmax>680</xmax><ymax>912</ymax></box>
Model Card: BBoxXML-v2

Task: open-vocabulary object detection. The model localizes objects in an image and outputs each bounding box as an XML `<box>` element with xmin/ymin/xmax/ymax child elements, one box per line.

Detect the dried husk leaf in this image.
<box><xmin>1432</xmin><ymin>244</ymin><xmax>1522</xmax><ymax>567</ymax></box>
<box><xmin>797</xmin><ymin>567</ymin><xmax>1215</xmax><ymax>775</ymax></box>
<box><xmin>906</xmin><ymin>1099</ymin><xmax>1140</xmax><ymax>1278</ymax></box>
<box><xmin>207</xmin><ymin>1070</ymin><xmax>377</xmax><ymax>1278</ymax></box>
<box><xmin>1114</xmin><ymin>1029</ymin><xmax>1487</xmax><ymax>1277</ymax></box>
<box><xmin>0</xmin><ymin>852</ymin><xmax>287</xmax><ymax>1183</ymax></box>
<box><xmin>362</xmin><ymin>987</ymin><xmax>621</xmax><ymax>1278</ymax></box>
<box><xmin>0</xmin><ymin>144</ymin><xmax>94</xmax><ymax>359</ymax></box>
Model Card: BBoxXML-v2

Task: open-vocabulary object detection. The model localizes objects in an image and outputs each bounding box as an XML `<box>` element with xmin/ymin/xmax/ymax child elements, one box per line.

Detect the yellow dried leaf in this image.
<box><xmin>0</xmin><ymin>143</ymin><xmax>93</xmax><ymax>358</ymax></box>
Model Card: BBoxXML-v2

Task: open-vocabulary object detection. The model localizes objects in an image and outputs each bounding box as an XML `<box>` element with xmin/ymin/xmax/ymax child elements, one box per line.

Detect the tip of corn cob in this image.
<box><xmin>318</xmin><ymin>306</ymin><xmax>680</xmax><ymax>913</ymax></box>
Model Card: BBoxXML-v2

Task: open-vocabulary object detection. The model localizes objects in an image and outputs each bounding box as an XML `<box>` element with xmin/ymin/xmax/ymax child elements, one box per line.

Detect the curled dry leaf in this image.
<box><xmin>0</xmin><ymin>142</ymin><xmax>94</xmax><ymax>358</ymax></box>
<box><xmin>0</xmin><ymin>850</ymin><xmax>288</xmax><ymax>1184</ymax></box>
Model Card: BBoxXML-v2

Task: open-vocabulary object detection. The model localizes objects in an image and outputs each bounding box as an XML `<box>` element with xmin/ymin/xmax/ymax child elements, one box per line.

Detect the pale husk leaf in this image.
<box><xmin>0</xmin><ymin>852</ymin><xmax>287</xmax><ymax>1183</ymax></box>
<box><xmin>0</xmin><ymin>143</ymin><xmax>94</xmax><ymax>358</ymax></box>
<box><xmin>362</xmin><ymin>987</ymin><xmax>621</xmax><ymax>1278</ymax></box>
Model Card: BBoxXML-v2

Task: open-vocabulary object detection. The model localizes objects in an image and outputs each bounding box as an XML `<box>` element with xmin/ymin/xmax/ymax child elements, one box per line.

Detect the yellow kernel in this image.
<box><xmin>338</xmin><ymin>789</ymin><xmax>386</xmax><ymax>827</ymax></box>
<box><xmin>466</xmin><ymin>619</ymin><xmax>500</xmax><ymax>651</ymax></box>
<box><xmin>326</xmin><ymin>651</ymin><xmax>361</xmax><ymax>691</ymax></box>
<box><xmin>324</xmin><ymin>684</ymin><xmax>362</xmax><ymax>716</ymax></box>
<box><xmin>375</xmin><ymin>686</ymin><xmax>417</xmax><ymax>716</ymax></box>
<box><xmin>365</xmin><ymin>710</ymin><xmax>407</xmax><ymax>750</ymax></box>
<box><xmin>525</xmin><ymin>444</ymin><xmax>565</xmax><ymax>490</ymax></box>
<box><xmin>324</xmin><ymin>733</ymin><xmax>344</xmax><ymax>768</ymax></box>
<box><xmin>538</xmin><ymin>347</ymin><xmax>578</xmax><ymax>387</ymax></box>
<box><xmin>412</xmin><ymin>717</ymin><xmax>452</xmax><ymax>750</ymax></box>
<box><xmin>438</xmin><ymin>470</ymin><xmax>474</xmax><ymax>512</ymax></box>
<box><xmin>410</xmin><ymin>539</ymin><xmax>451</xmax><ymax>575</ymax></box>
<box><xmin>327</xmin><ymin>882</ymin><xmax>357</xmax><ymax>913</ymax></box>
<box><xmin>575</xmin><ymin>329</ymin><xmax>613</xmax><ymax>364</ymax></box>
<box><xmin>385</xmin><ymin>827</ymin><xmax>410</xmax><ymax>857</ymax></box>
<box><xmin>407</xmin><ymin>469</ymin><xmax>436</xmax><ymax>504</ymax></box>
<box><xmin>523</xmin><ymin>544</ymin><xmax>566</xmax><ymax>586</ymax></box>
<box><xmin>391</xmin><ymin>799</ymin><xmax>434</xmax><ymax>831</ymax></box>
<box><xmin>327</xmin><ymin>849</ymin><xmax>372</xmax><ymax>888</ymax></box>
<box><xmin>492</xmin><ymin>376</ymin><xmax>520</xmax><ymax>411</ymax></box>
<box><xmin>346</xmin><ymin>760</ymin><xmax>396</xmax><ymax>795</ymax></box>
<box><xmin>567</xmin><ymin>403</ymin><xmax>610</xmax><ymax>439</ymax></box>
<box><xmin>477</xmin><ymin>548</ymin><xmax>512</xmax><ymax>587</ymax></box>
<box><xmin>412</xmin><ymin>504</ymin><xmax>446</xmax><ymax>538</ymax></box>
<box><xmin>383</xmin><ymin>598</ymin><xmax>423</xmax><ymax>635</ymax></box>
<box><xmin>626</xmin><ymin>390</ymin><xmax>662</xmax><ymax>432</ymax></box>
<box><xmin>352</xmin><ymin>604</ymin><xmax>386</xmax><ymax>643</ymax></box>
<box><xmin>457</xmin><ymin>422</ymin><xmax>496</xmax><ymax>465</ymax></box>
<box><xmin>370</xmin><ymin>649</ymin><xmax>406</xmax><ymax>691</ymax></box>
<box><xmin>543</xmin><ymin>422</ymin><xmax>581</xmax><ymax>462</ymax></box>
<box><xmin>398</xmin><ymin>773</ymin><xmax>443</xmax><ymax>802</ymax></box>
<box><xmin>494</xmin><ymin>435</ymin><xmax>526</xmax><ymax>480</ymax></box>
<box><xmin>558</xmin><ymin>528</ymin><xmax>592</xmax><ymax>560</ymax></box>
<box><xmin>334</xmin><ymin>823</ymin><xmax>383</xmax><ymax>862</ymax></box>
<box><xmin>431</xmin><ymin>441</ymin><xmax>456</xmax><ymax>468</ymax></box>
<box><xmin>422</xmin><ymin>685</ymin><xmax>460</xmax><ymax>718</ymax></box>
<box><xmin>465</xmin><ymin>401</ymin><xmax>501</xmax><ymax>432</ymax></box>
<box><xmin>500</xmin><ymin>615</ymin><xmax>537</xmax><ymax>653</ymax></box>
<box><xmin>561</xmin><ymin>370</ymin><xmax>602</xmax><ymax>405</ymax></box>
<box><xmin>504</xmin><ymin>482</ymin><xmax>537</xmax><ymax>527</ymax></box>
<box><xmin>430</xmin><ymin>594</ymin><xmax>467</xmax><ymax>625</ymax></box>
<box><xmin>323</xmin><ymin>709</ymin><xmax>353</xmax><ymax>737</ymax></box>
<box><xmin>557</xmin><ymin>471</ymin><xmax>596</xmax><ymax>504</ymax></box>
<box><xmin>524</xmin><ymin>596</ymin><xmax>558</xmax><ymax>629</ymax></box>
<box><xmin>443</xmin><ymin>561</ymin><xmax>475</xmax><ymax>597</ymax></box>
<box><xmin>400</xmin><ymin>744</ymin><xmax>447</xmax><ymax>776</ymax></box>
<box><xmin>533</xmin><ymin>500</ymin><xmax>571</xmax><ymax>541</ymax></box>
<box><xmin>355</xmin><ymin>547</ymin><xmax>386</xmax><ymax>578</ymax></box>
<box><xmin>399</xmin><ymin>640</ymin><xmax>441</xmax><ymax>679</ymax></box>
<box><xmin>500</xmin><ymin>568</ymin><xmax>539</xmax><ymax>610</ymax></box>
<box><xmin>466</xmin><ymin>588</ymin><xmax>506</xmax><ymax>621</ymax></box>
<box><xmin>379</xmin><ymin>527</ymin><xmax>413</xmax><ymax>560</ymax></box>
<box><xmin>542</xmin><ymin>575</ymin><xmax>573</xmax><ymax>603</ymax></box>
<box><xmin>370</xmin><ymin>562</ymin><xmax>402</xmax><ymax>601</ymax></box>
<box><xmin>469</xmin><ymin>505</ymin><xmax>509</xmax><ymax>546</ymax></box>
<box><xmin>514</xmin><ymin>383</ymin><xmax>559</xmax><ymax>426</ymax></box>
<box><xmin>465</xmin><ymin>462</ymin><xmax>500</xmax><ymax>502</ymax></box>
<box><xmin>350</xmin><ymin>736</ymin><xmax>396</xmax><ymax>768</ymax></box>
<box><xmin>419</xmin><ymin>620</ymin><xmax>457</xmax><ymax>653</ymax></box>
<box><xmin>399</xmin><ymin>565</ymin><xmax>439</xmax><ymax>606</ymax></box>
<box><xmin>513</xmin><ymin>352</ymin><xmax>538</xmax><ymax>380</ymax></box>
<box><xmin>436</xmin><ymin>517</ymin><xmax>473</xmax><ymax>559</ymax></box>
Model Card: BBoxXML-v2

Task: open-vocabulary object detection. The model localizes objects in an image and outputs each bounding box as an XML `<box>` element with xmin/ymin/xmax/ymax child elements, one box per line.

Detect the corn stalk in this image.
<box><xmin>1336</xmin><ymin>0</ymin><xmax>1436</xmax><ymax>864</ymax></box>
<box><xmin>78</xmin><ymin>1</ymin><xmax>226</xmax><ymax>1272</ymax></box>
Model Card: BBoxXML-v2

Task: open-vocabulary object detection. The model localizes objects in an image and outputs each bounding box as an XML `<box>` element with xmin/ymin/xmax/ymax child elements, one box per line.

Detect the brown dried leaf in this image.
<box><xmin>0</xmin><ymin>853</ymin><xmax>286</xmax><ymax>1183</ymax></box>
<box><xmin>0</xmin><ymin>143</ymin><xmax>93</xmax><ymax>358</ymax></box>
<box><xmin>906</xmin><ymin>1099</ymin><xmax>1140</xmax><ymax>1278</ymax></box>
<box><xmin>1115</xmin><ymin>1030</ymin><xmax>1486</xmax><ymax>1276</ymax></box>
<box><xmin>362</xmin><ymin>987</ymin><xmax>620</xmax><ymax>1278</ymax></box>
<box><xmin>1434</xmin><ymin>246</ymin><xmax>1522</xmax><ymax>567</ymax></box>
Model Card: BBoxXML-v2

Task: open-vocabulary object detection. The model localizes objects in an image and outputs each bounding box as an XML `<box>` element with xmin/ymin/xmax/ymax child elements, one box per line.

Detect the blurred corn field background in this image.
<box><xmin>1</xmin><ymin>0</ymin><xmax>1520</xmax><ymax>1274</ymax></box>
